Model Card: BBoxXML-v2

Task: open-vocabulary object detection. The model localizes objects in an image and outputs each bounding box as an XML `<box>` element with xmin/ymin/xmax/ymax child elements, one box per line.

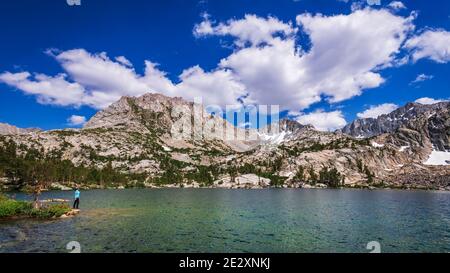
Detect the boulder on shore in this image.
<box><xmin>214</xmin><ymin>174</ymin><xmax>271</xmax><ymax>189</ymax></box>
<box><xmin>50</xmin><ymin>183</ymin><xmax>72</xmax><ymax>191</ymax></box>
<box><xmin>61</xmin><ymin>209</ymin><xmax>80</xmax><ymax>218</ymax></box>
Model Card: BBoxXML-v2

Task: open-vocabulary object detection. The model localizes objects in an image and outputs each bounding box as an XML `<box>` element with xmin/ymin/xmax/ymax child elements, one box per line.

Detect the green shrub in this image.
<box><xmin>0</xmin><ymin>195</ymin><xmax>32</xmax><ymax>218</ymax></box>
<box><xmin>29</xmin><ymin>203</ymin><xmax>71</xmax><ymax>219</ymax></box>
<box><xmin>0</xmin><ymin>194</ymin><xmax>70</xmax><ymax>219</ymax></box>
<box><xmin>0</xmin><ymin>194</ymin><xmax>8</xmax><ymax>202</ymax></box>
<box><xmin>319</xmin><ymin>167</ymin><xmax>343</xmax><ymax>188</ymax></box>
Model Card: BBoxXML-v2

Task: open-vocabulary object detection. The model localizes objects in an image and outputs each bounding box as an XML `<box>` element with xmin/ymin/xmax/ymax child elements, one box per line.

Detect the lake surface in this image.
<box><xmin>1</xmin><ymin>189</ymin><xmax>449</xmax><ymax>253</ymax></box>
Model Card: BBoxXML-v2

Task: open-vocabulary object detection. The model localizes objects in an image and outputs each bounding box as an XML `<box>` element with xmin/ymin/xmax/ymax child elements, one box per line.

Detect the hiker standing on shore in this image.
<box><xmin>73</xmin><ymin>188</ymin><xmax>80</xmax><ymax>209</ymax></box>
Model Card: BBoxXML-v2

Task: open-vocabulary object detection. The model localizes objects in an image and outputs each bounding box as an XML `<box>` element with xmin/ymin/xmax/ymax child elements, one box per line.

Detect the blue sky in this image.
<box><xmin>0</xmin><ymin>0</ymin><xmax>449</xmax><ymax>131</ymax></box>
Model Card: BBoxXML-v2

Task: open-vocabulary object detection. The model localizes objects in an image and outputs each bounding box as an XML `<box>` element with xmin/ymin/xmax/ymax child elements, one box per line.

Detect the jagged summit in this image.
<box><xmin>340</xmin><ymin>101</ymin><xmax>450</xmax><ymax>139</ymax></box>
<box><xmin>257</xmin><ymin>119</ymin><xmax>316</xmax><ymax>146</ymax></box>
<box><xmin>85</xmin><ymin>92</ymin><xmax>258</xmax><ymax>152</ymax></box>
<box><xmin>279</xmin><ymin>119</ymin><xmax>315</xmax><ymax>132</ymax></box>
<box><xmin>84</xmin><ymin>93</ymin><xmax>188</xmax><ymax>130</ymax></box>
<box><xmin>85</xmin><ymin>93</ymin><xmax>321</xmax><ymax>148</ymax></box>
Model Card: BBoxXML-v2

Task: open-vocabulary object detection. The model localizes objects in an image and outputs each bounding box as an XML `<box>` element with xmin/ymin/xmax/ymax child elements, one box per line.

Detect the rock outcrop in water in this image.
<box><xmin>0</xmin><ymin>93</ymin><xmax>448</xmax><ymax>190</ymax></box>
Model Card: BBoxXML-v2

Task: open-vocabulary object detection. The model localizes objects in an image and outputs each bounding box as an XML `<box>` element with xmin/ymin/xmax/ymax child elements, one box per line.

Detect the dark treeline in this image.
<box><xmin>0</xmin><ymin>138</ymin><xmax>143</xmax><ymax>188</ymax></box>
<box><xmin>294</xmin><ymin>165</ymin><xmax>344</xmax><ymax>188</ymax></box>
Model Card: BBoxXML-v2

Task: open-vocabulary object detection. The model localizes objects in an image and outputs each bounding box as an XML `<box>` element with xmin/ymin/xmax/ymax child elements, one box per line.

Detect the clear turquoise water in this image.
<box><xmin>1</xmin><ymin>189</ymin><xmax>449</xmax><ymax>253</ymax></box>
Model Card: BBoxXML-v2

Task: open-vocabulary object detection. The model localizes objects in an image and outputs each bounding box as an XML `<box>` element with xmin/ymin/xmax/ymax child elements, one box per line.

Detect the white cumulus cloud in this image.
<box><xmin>405</xmin><ymin>30</ymin><xmax>450</xmax><ymax>63</ymax></box>
<box><xmin>67</xmin><ymin>115</ymin><xmax>87</xmax><ymax>126</ymax></box>
<box><xmin>0</xmin><ymin>49</ymin><xmax>245</xmax><ymax>109</ymax></box>
<box><xmin>388</xmin><ymin>1</ymin><xmax>406</xmax><ymax>11</ymax></box>
<box><xmin>0</xmin><ymin>71</ymin><xmax>86</xmax><ymax>107</ymax></box>
<box><xmin>410</xmin><ymin>73</ymin><xmax>434</xmax><ymax>85</ymax></box>
<box><xmin>357</xmin><ymin>103</ymin><xmax>399</xmax><ymax>119</ymax></box>
<box><xmin>295</xmin><ymin>110</ymin><xmax>347</xmax><ymax>132</ymax></box>
<box><xmin>217</xmin><ymin>9</ymin><xmax>415</xmax><ymax>110</ymax></box>
<box><xmin>1</xmin><ymin>8</ymin><xmax>449</xmax><ymax>118</ymax></box>
<box><xmin>415</xmin><ymin>97</ymin><xmax>446</xmax><ymax>105</ymax></box>
<box><xmin>194</xmin><ymin>14</ymin><xmax>297</xmax><ymax>47</ymax></box>
<box><xmin>115</xmin><ymin>56</ymin><xmax>133</xmax><ymax>67</ymax></box>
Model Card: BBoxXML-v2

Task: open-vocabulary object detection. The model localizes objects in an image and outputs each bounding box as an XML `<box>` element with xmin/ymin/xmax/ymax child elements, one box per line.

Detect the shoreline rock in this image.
<box><xmin>50</xmin><ymin>183</ymin><xmax>72</xmax><ymax>191</ymax></box>
<box><xmin>60</xmin><ymin>209</ymin><xmax>80</xmax><ymax>219</ymax></box>
<box><xmin>11</xmin><ymin>177</ymin><xmax>449</xmax><ymax>192</ymax></box>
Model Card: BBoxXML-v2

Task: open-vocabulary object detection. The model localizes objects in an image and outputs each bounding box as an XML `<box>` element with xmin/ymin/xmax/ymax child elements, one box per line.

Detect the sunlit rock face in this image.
<box><xmin>1</xmin><ymin>93</ymin><xmax>449</xmax><ymax>190</ymax></box>
<box><xmin>340</xmin><ymin>102</ymin><xmax>449</xmax><ymax>142</ymax></box>
<box><xmin>0</xmin><ymin>123</ymin><xmax>40</xmax><ymax>135</ymax></box>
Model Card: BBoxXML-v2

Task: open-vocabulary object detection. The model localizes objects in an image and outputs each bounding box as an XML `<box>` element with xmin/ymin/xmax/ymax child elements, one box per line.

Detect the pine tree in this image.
<box><xmin>308</xmin><ymin>167</ymin><xmax>318</xmax><ymax>185</ymax></box>
<box><xmin>294</xmin><ymin>166</ymin><xmax>305</xmax><ymax>182</ymax></box>
<box><xmin>365</xmin><ymin>167</ymin><xmax>374</xmax><ymax>184</ymax></box>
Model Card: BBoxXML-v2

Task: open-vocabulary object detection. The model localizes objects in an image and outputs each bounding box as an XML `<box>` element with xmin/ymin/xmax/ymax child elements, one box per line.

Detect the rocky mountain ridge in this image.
<box><xmin>0</xmin><ymin>123</ymin><xmax>40</xmax><ymax>135</ymax></box>
<box><xmin>340</xmin><ymin>102</ymin><xmax>449</xmax><ymax>149</ymax></box>
<box><xmin>0</xmin><ymin>93</ymin><xmax>448</xmax><ymax>191</ymax></box>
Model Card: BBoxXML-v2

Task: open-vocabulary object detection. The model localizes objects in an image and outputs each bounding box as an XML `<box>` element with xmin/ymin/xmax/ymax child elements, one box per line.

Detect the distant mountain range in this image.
<box><xmin>340</xmin><ymin>102</ymin><xmax>449</xmax><ymax>150</ymax></box>
<box><xmin>0</xmin><ymin>123</ymin><xmax>40</xmax><ymax>135</ymax></box>
<box><xmin>0</xmin><ymin>93</ymin><xmax>449</xmax><ymax>191</ymax></box>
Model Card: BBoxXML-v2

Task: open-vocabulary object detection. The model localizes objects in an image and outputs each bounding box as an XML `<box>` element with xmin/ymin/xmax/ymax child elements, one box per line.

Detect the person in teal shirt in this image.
<box><xmin>73</xmin><ymin>188</ymin><xmax>80</xmax><ymax>209</ymax></box>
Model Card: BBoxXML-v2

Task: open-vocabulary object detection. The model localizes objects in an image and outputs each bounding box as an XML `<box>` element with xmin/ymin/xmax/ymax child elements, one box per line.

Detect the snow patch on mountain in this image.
<box><xmin>424</xmin><ymin>150</ymin><xmax>450</xmax><ymax>166</ymax></box>
<box><xmin>371</xmin><ymin>142</ymin><xmax>384</xmax><ymax>148</ymax></box>
<box><xmin>258</xmin><ymin>131</ymin><xmax>290</xmax><ymax>145</ymax></box>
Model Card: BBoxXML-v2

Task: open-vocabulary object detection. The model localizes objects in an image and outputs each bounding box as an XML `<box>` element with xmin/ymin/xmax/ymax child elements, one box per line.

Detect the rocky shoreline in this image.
<box><xmin>2</xmin><ymin>172</ymin><xmax>449</xmax><ymax>192</ymax></box>
<box><xmin>38</xmin><ymin>177</ymin><xmax>450</xmax><ymax>192</ymax></box>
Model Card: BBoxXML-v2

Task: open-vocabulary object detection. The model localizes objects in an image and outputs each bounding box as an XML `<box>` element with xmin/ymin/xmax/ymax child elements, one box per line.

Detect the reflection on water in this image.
<box><xmin>1</xmin><ymin>189</ymin><xmax>449</xmax><ymax>253</ymax></box>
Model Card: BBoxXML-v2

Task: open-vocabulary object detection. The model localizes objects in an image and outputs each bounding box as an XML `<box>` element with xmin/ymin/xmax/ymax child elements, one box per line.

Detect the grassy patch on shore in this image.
<box><xmin>0</xmin><ymin>194</ymin><xmax>71</xmax><ymax>219</ymax></box>
<box><xmin>0</xmin><ymin>194</ymin><xmax>32</xmax><ymax>218</ymax></box>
